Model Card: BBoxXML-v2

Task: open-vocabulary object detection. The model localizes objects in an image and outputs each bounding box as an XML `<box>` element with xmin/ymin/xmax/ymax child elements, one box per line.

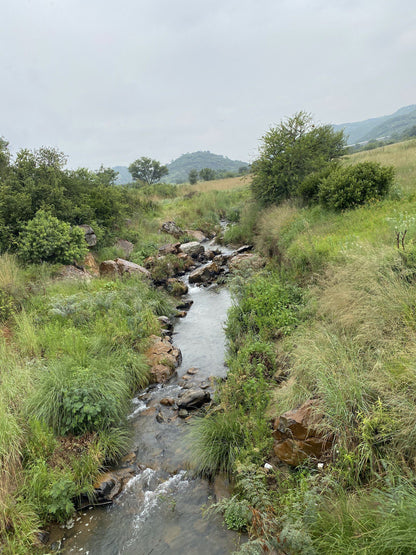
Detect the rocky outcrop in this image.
<box><xmin>177</xmin><ymin>388</ymin><xmax>211</xmax><ymax>409</ymax></box>
<box><xmin>160</xmin><ymin>221</ymin><xmax>183</xmax><ymax>238</ymax></box>
<box><xmin>146</xmin><ymin>335</ymin><xmax>182</xmax><ymax>383</ymax></box>
<box><xmin>185</xmin><ymin>229</ymin><xmax>207</xmax><ymax>242</ymax></box>
<box><xmin>228</xmin><ymin>253</ymin><xmax>266</xmax><ymax>272</ymax></box>
<box><xmin>179</xmin><ymin>241</ymin><xmax>205</xmax><ymax>258</ymax></box>
<box><xmin>93</xmin><ymin>467</ymin><xmax>136</xmax><ymax>503</ymax></box>
<box><xmin>83</xmin><ymin>252</ymin><xmax>100</xmax><ymax>276</ymax></box>
<box><xmin>188</xmin><ymin>261</ymin><xmax>220</xmax><ymax>284</ymax></box>
<box><xmin>115</xmin><ymin>239</ymin><xmax>134</xmax><ymax>258</ymax></box>
<box><xmin>78</xmin><ymin>224</ymin><xmax>97</xmax><ymax>247</ymax></box>
<box><xmin>99</xmin><ymin>258</ymin><xmax>151</xmax><ymax>279</ymax></box>
<box><xmin>115</xmin><ymin>258</ymin><xmax>151</xmax><ymax>278</ymax></box>
<box><xmin>272</xmin><ymin>400</ymin><xmax>332</xmax><ymax>466</ymax></box>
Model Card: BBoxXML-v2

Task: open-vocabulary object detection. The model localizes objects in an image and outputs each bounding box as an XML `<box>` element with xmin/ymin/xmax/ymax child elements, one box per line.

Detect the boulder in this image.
<box><xmin>78</xmin><ymin>224</ymin><xmax>97</xmax><ymax>247</ymax></box>
<box><xmin>99</xmin><ymin>259</ymin><xmax>119</xmax><ymax>277</ymax></box>
<box><xmin>58</xmin><ymin>265</ymin><xmax>91</xmax><ymax>280</ymax></box>
<box><xmin>146</xmin><ymin>335</ymin><xmax>182</xmax><ymax>384</ymax></box>
<box><xmin>272</xmin><ymin>400</ymin><xmax>332</xmax><ymax>467</ymax></box>
<box><xmin>188</xmin><ymin>262</ymin><xmax>220</xmax><ymax>284</ymax></box>
<box><xmin>160</xmin><ymin>221</ymin><xmax>183</xmax><ymax>238</ymax></box>
<box><xmin>115</xmin><ymin>239</ymin><xmax>134</xmax><ymax>258</ymax></box>
<box><xmin>228</xmin><ymin>253</ymin><xmax>266</xmax><ymax>272</ymax></box>
<box><xmin>115</xmin><ymin>258</ymin><xmax>151</xmax><ymax>278</ymax></box>
<box><xmin>158</xmin><ymin>243</ymin><xmax>181</xmax><ymax>256</ymax></box>
<box><xmin>179</xmin><ymin>241</ymin><xmax>205</xmax><ymax>258</ymax></box>
<box><xmin>185</xmin><ymin>229</ymin><xmax>207</xmax><ymax>242</ymax></box>
<box><xmin>177</xmin><ymin>388</ymin><xmax>211</xmax><ymax>410</ymax></box>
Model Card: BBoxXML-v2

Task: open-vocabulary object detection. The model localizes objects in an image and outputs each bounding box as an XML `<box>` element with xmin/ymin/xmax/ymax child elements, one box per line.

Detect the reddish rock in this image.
<box><xmin>160</xmin><ymin>397</ymin><xmax>175</xmax><ymax>406</ymax></box>
<box><xmin>84</xmin><ymin>252</ymin><xmax>100</xmax><ymax>276</ymax></box>
<box><xmin>272</xmin><ymin>400</ymin><xmax>331</xmax><ymax>467</ymax></box>
<box><xmin>146</xmin><ymin>335</ymin><xmax>182</xmax><ymax>384</ymax></box>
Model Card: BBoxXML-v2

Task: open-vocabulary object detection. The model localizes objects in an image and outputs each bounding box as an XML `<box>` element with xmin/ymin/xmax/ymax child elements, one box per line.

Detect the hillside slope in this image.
<box><xmin>334</xmin><ymin>104</ymin><xmax>416</xmax><ymax>145</ymax></box>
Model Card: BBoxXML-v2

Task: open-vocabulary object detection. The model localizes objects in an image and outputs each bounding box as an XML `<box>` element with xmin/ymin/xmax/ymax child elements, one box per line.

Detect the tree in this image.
<box><xmin>251</xmin><ymin>112</ymin><xmax>346</xmax><ymax>206</ymax></box>
<box><xmin>199</xmin><ymin>167</ymin><xmax>216</xmax><ymax>181</ymax></box>
<box><xmin>128</xmin><ymin>157</ymin><xmax>168</xmax><ymax>185</ymax></box>
<box><xmin>188</xmin><ymin>169</ymin><xmax>198</xmax><ymax>185</ymax></box>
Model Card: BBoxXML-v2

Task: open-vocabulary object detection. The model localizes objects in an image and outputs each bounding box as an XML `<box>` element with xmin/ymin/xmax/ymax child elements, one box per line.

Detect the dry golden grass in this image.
<box><xmin>345</xmin><ymin>139</ymin><xmax>416</xmax><ymax>194</ymax></box>
<box><xmin>180</xmin><ymin>174</ymin><xmax>252</xmax><ymax>194</ymax></box>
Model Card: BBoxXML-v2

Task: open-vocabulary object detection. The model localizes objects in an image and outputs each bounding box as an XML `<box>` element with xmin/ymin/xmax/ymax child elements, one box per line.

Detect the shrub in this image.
<box><xmin>296</xmin><ymin>163</ymin><xmax>338</xmax><ymax>205</ymax></box>
<box><xmin>318</xmin><ymin>162</ymin><xmax>394</xmax><ymax>211</ymax></box>
<box><xmin>18</xmin><ymin>210</ymin><xmax>87</xmax><ymax>264</ymax></box>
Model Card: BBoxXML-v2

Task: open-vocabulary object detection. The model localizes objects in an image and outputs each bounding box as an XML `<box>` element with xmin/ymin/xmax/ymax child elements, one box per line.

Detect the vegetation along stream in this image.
<box><xmin>56</xmin><ymin>241</ymin><xmax>244</xmax><ymax>554</ymax></box>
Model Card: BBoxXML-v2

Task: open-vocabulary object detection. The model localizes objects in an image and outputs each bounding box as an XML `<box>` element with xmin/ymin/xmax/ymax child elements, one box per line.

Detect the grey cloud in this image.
<box><xmin>1</xmin><ymin>0</ymin><xmax>415</xmax><ymax>168</ymax></box>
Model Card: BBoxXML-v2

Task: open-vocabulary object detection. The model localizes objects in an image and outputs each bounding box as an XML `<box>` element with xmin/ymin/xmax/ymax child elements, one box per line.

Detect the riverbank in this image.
<box><xmin>189</xmin><ymin>139</ymin><xmax>416</xmax><ymax>553</ymax></box>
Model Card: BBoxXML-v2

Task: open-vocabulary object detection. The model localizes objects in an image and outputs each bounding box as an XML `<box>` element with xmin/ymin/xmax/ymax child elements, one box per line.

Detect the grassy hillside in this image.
<box><xmin>334</xmin><ymin>104</ymin><xmax>416</xmax><ymax>145</ymax></box>
<box><xmin>165</xmin><ymin>151</ymin><xmax>248</xmax><ymax>184</ymax></box>
<box><xmin>191</xmin><ymin>139</ymin><xmax>416</xmax><ymax>553</ymax></box>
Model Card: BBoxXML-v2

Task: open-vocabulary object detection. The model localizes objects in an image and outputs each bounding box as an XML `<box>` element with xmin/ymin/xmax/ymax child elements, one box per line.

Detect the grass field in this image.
<box><xmin>180</xmin><ymin>174</ymin><xmax>252</xmax><ymax>194</ymax></box>
<box><xmin>345</xmin><ymin>138</ymin><xmax>416</xmax><ymax>194</ymax></box>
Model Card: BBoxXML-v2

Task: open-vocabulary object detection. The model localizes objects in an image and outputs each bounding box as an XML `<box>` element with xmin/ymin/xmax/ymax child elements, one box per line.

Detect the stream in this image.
<box><xmin>55</xmin><ymin>241</ymin><xmax>244</xmax><ymax>554</ymax></box>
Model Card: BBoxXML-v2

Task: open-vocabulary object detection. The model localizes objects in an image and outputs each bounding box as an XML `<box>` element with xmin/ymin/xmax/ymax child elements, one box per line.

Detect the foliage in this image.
<box><xmin>319</xmin><ymin>161</ymin><xmax>394</xmax><ymax>210</ymax></box>
<box><xmin>0</xmin><ymin>144</ymin><xmax>146</xmax><ymax>252</ymax></box>
<box><xmin>226</xmin><ymin>271</ymin><xmax>303</xmax><ymax>350</ymax></box>
<box><xmin>251</xmin><ymin>112</ymin><xmax>345</xmax><ymax>206</ymax></box>
<box><xmin>17</xmin><ymin>210</ymin><xmax>87</xmax><ymax>264</ymax></box>
<box><xmin>199</xmin><ymin>167</ymin><xmax>216</xmax><ymax>181</ymax></box>
<box><xmin>188</xmin><ymin>169</ymin><xmax>198</xmax><ymax>184</ymax></box>
<box><xmin>128</xmin><ymin>156</ymin><xmax>168</xmax><ymax>185</ymax></box>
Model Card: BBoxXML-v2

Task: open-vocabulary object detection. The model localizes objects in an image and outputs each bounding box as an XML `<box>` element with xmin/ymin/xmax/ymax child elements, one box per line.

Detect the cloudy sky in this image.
<box><xmin>1</xmin><ymin>0</ymin><xmax>415</xmax><ymax>169</ymax></box>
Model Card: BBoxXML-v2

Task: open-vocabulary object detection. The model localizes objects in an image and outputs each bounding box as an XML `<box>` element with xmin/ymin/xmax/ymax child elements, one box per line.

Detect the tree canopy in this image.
<box><xmin>251</xmin><ymin>112</ymin><xmax>346</xmax><ymax>206</ymax></box>
<box><xmin>128</xmin><ymin>157</ymin><xmax>168</xmax><ymax>185</ymax></box>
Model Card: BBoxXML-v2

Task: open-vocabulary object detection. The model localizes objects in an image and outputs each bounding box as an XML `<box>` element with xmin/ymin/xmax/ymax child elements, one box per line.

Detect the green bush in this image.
<box><xmin>296</xmin><ymin>163</ymin><xmax>338</xmax><ymax>205</ymax></box>
<box><xmin>319</xmin><ymin>162</ymin><xmax>394</xmax><ymax>211</ymax></box>
<box><xmin>18</xmin><ymin>210</ymin><xmax>87</xmax><ymax>264</ymax></box>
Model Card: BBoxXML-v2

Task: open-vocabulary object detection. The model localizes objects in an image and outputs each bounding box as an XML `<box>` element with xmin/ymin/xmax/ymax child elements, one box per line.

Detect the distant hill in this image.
<box><xmin>112</xmin><ymin>151</ymin><xmax>248</xmax><ymax>185</ymax></box>
<box><xmin>334</xmin><ymin>105</ymin><xmax>416</xmax><ymax>145</ymax></box>
<box><xmin>164</xmin><ymin>151</ymin><xmax>248</xmax><ymax>184</ymax></box>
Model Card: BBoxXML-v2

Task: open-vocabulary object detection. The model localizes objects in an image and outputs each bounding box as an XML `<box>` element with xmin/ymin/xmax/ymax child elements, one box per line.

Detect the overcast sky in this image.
<box><xmin>1</xmin><ymin>0</ymin><xmax>415</xmax><ymax>169</ymax></box>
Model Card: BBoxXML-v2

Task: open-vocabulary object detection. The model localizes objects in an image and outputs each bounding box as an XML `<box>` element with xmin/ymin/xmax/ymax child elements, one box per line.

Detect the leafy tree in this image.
<box><xmin>18</xmin><ymin>210</ymin><xmax>87</xmax><ymax>264</ymax></box>
<box><xmin>251</xmin><ymin>111</ymin><xmax>346</xmax><ymax>206</ymax></box>
<box><xmin>188</xmin><ymin>169</ymin><xmax>198</xmax><ymax>184</ymax></box>
<box><xmin>96</xmin><ymin>165</ymin><xmax>119</xmax><ymax>186</ymax></box>
<box><xmin>199</xmin><ymin>167</ymin><xmax>216</xmax><ymax>181</ymax></box>
<box><xmin>128</xmin><ymin>157</ymin><xmax>168</xmax><ymax>185</ymax></box>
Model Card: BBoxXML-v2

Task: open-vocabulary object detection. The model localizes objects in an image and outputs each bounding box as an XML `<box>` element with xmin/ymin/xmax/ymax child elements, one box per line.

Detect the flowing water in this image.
<box><xmin>57</xmin><ymin>243</ymin><xmax>244</xmax><ymax>555</ymax></box>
